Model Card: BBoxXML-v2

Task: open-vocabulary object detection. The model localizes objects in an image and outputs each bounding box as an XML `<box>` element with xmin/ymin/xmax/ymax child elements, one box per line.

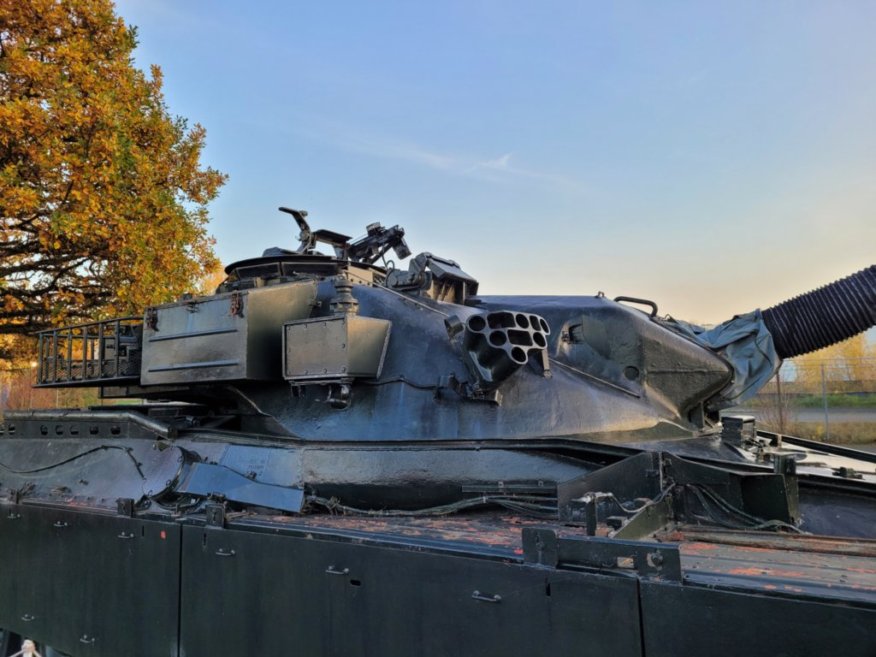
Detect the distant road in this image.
<box><xmin>724</xmin><ymin>405</ymin><xmax>876</xmax><ymax>452</ymax></box>
<box><xmin>727</xmin><ymin>406</ymin><xmax>876</xmax><ymax>424</ymax></box>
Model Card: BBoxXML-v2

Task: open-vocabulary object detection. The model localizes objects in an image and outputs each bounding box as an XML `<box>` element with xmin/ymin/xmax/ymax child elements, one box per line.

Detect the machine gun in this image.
<box><xmin>280</xmin><ymin>206</ymin><xmax>410</xmax><ymax>264</ymax></box>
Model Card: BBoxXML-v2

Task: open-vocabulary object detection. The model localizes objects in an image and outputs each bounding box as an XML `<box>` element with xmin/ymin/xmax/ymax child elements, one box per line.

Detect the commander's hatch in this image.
<box><xmin>220</xmin><ymin>208</ymin><xmax>412</xmax><ymax>292</ymax></box>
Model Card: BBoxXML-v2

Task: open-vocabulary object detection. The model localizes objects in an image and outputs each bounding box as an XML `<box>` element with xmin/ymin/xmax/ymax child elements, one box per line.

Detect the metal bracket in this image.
<box><xmin>566</xmin><ymin>495</ymin><xmax>599</xmax><ymax>535</ymax></box>
<box><xmin>539</xmin><ymin>350</ymin><xmax>552</xmax><ymax>378</ymax></box>
<box><xmin>327</xmin><ymin>383</ymin><xmax>352</xmax><ymax>409</ymax></box>
<box><xmin>447</xmin><ymin>375</ymin><xmax>503</xmax><ymax>405</ymax></box>
<box><xmin>229</xmin><ymin>291</ymin><xmax>244</xmax><ymax>318</ymax></box>
<box><xmin>205</xmin><ymin>503</ymin><xmax>226</xmax><ymax>528</ymax></box>
<box><xmin>145</xmin><ymin>307</ymin><xmax>159</xmax><ymax>331</ymax></box>
<box><xmin>521</xmin><ymin>528</ymin><xmax>559</xmax><ymax>567</ymax></box>
<box><xmin>522</xmin><ymin>528</ymin><xmax>682</xmax><ymax>581</ymax></box>
<box><xmin>117</xmin><ymin>497</ymin><xmax>135</xmax><ymax>517</ymax></box>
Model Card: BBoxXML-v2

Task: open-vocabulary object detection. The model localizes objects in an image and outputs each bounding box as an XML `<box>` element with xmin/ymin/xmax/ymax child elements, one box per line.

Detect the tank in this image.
<box><xmin>1</xmin><ymin>208</ymin><xmax>875</xmax><ymax>657</ymax></box>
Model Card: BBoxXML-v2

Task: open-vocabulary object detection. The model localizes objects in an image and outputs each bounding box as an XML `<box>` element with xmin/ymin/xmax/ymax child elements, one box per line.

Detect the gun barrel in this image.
<box><xmin>762</xmin><ymin>265</ymin><xmax>876</xmax><ymax>359</ymax></box>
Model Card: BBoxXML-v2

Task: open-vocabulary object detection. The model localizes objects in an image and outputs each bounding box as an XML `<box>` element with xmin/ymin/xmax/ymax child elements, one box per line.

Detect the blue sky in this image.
<box><xmin>115</xmin><ymin>0</ymin><xmax>876</xmax><ymax>324</ymax></box>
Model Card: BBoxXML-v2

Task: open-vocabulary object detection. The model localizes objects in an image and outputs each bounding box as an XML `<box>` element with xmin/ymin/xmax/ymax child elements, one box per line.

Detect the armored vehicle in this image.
<box><xmin>1</xmin><ymin>208</ymin><xmax>875</xmax><ymax>656</ymax></box>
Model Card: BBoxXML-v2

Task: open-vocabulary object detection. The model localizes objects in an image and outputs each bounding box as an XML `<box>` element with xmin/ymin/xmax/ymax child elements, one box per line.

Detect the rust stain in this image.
<box><xmin>681</xmin><ymin>542</ymin><xmax>720</xmax><ymax>553</ymax></box>
<box><xmin>718</xmin><ymin>544</ymin><xmax>774</xmax><ymax>554</ymax></box>
<box><xmin>728</xmin><ymin>567</ymin><xmax>768</xmax><ymax>576</ymax></box>
<box><xmin>659</xmin><ymin>528</ymin><xmax>876</xmax><ymax>558</ymax></box>
<box><xmin>727</xmin><ymin>567</ymin><xmax>814</xmax><ymax>579</ymax></box>
<box><xmin>241</xmin><ymin>511</ymin><xmax>577</xmax><ymax>552</ymax></box>
<box><xmin>236</xmin><ymin>511</ymin><xmax>876</xmax><ymax>595</ymax></box>
<box><xmin>843</xmin><ymin>566</ymin><xmax>876</xmax><ymax>576</ymax></box>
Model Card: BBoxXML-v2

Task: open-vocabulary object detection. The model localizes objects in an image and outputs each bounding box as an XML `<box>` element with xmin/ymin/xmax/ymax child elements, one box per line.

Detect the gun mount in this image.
<box><xmin>1</xmin><ymin>207</ymin><xmax>875</xmax><ymax>657</ymax></box>
<box><xmin>278</xmin><ymin>206</ymin><xmax>411</xmax><ymax>264</ymax></box>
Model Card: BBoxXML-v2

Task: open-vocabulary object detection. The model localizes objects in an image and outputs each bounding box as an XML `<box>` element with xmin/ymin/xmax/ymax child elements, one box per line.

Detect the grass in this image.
<box><xmin>793</xmin><ymin>392</ymin><xmax>876</xmax><ymax>408</ymax></box>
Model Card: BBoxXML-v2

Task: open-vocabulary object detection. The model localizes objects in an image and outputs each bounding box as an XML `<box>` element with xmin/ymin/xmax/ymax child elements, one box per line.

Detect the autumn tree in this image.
<box><xmin>195</xmin><ymin>258</ymin><xmax>228</xmax><ymax>297</ymax></box>
<box><xmin>793</xmin><ymin>334</ymin><xmax>876</xmax><ymax>394</ymax></box>
<box><xmin>0</xmin><ymin>0</ymin><xmax>226</xmax><ymax>359</ymax></box>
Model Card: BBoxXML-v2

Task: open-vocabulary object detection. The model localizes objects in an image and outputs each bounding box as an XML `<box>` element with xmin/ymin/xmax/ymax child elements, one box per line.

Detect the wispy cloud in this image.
<box><xmin>285</xmin><ymin>116</ymin><xmax>585</xmax><ymax>192</ymax></box>
<box><xmin>479</xmin><ymin>153</ymin><xmax>513</xmax><ymax>170</ymax></box>
<box><xmin>466</xmin><ymin>152</ymin><xmax>583</xmax><ymax>189</ymax></box>
<box><xmin>338</xmin><ymin>132</ymin><xmax>459</xmax><ymax>172</ymax></box>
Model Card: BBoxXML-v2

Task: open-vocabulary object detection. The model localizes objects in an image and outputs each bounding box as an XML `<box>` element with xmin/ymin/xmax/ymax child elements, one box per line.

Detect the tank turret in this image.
<box><xmin>26</xmin><ymin>209</ymin><xmax>876</xmax><ymax>444</ymax></box>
